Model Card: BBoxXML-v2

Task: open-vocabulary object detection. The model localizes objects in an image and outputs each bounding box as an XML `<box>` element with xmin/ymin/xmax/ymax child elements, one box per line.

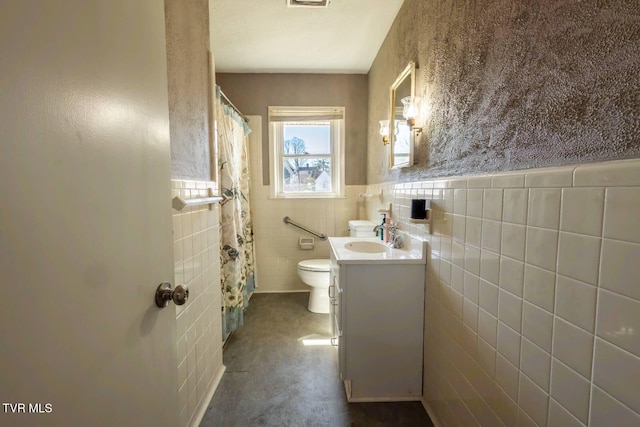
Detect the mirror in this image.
<box><xmin>389</xmin><ymin>61</ymin><xmax>415</xmax><ymax>169</ymax></box>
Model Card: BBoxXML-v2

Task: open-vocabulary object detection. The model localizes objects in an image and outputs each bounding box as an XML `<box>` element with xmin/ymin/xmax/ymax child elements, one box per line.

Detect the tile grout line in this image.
<box><xmin>587</xmin><ymin>184</ymin><xmax>608</xmax><ymax>427</ymax></box>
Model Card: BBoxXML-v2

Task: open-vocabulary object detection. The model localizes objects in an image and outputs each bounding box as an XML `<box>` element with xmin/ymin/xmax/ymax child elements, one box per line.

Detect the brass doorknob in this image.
<box><xmin>155</xmin><ymin>282</ymin><xmax>189</xmax><ymax>308</ymax></box>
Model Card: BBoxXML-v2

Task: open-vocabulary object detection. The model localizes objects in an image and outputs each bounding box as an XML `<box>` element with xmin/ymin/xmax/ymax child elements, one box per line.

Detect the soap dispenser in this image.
<box><xmin>384</xmin><ymin>216</ymin><xmax>391</xmax><ymax>243</ymax></box>
<box><xmin>378</xmin><ymin>214</ymin><xmax>386</xmax><ymax>241</ymax></box>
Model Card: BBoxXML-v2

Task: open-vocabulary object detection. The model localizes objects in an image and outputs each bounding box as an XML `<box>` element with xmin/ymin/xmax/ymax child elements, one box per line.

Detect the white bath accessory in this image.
<box><xmin>377</xmin><ymin>203</ymin><xmax>392</xmax><ymax>214</ymax></box>
<box><xmin>359</xmin><ymin>189</ymin><xmax>383</xmax><ymax>201</ymax></box>
<box><xmin>299</xmin><ymin>237</ymin><xmax>315</xmax><ymax>250</ymax></box>
<box><xmin>347</xmin><ymin>220</ymin><xmax>378</xmax><ymax>237</ymax></box>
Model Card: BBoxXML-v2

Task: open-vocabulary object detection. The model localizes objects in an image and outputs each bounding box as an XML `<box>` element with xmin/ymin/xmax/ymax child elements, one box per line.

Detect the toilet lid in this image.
<box><xmin>298</xmin><ymin>259</ymin><xmax>330</xmax><ymax>272</ymax></box>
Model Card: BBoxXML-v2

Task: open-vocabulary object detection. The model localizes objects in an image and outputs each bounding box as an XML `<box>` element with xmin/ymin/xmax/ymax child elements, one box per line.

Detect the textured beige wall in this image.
<box><xmin>216</xmin><ymin>73</ymin><xmax>368</xmax><ymax>185</ymax></box>
<box><xmin>368</xmin><ymin>0</ymin><xmax>640</xmax><ymax>184</ymax></box>
<box><xmin>165</xmin><ymin>0</ymin><xmax>212</xmax><ymax>180</ymax></box>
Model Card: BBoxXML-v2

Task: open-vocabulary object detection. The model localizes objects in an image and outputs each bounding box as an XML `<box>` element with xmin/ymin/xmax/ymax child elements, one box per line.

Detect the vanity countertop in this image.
<box><xmin>328</xmin><ymin>234</ymin><xmax>427</xmax><ymax>265</ymax></box>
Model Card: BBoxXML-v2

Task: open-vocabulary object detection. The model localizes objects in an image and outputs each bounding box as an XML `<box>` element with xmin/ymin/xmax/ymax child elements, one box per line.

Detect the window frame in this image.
<box><xmin>268</xmin><ymin>106</ymin><xmax>345</xmax><ymax>199</ymax></box>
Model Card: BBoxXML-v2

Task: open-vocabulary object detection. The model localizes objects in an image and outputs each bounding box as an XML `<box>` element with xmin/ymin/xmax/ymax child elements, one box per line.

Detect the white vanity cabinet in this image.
<box><xmin>329</xmin><ymin>236</ymin><xmax>426</xmax><ymax>402</ymax></box>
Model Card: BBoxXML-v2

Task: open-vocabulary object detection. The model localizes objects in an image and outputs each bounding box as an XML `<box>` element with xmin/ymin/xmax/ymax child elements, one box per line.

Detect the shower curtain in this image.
<box><xmin>215</xmin><ymin>86</ymin><xmax>256</xmax><ymax>339</ymax></box>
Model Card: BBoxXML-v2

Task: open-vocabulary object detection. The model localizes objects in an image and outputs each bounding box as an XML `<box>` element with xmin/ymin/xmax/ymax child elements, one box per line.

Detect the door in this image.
<box><xmin>0</xmin><ymin>1</ymin><xmax>178</xmax><ymax>426</ymax></box>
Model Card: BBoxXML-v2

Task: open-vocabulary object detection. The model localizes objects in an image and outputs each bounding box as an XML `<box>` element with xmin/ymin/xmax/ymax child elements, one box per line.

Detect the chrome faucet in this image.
<box><xmin>387</xmin><ymin>223</ymin><xmax>402</xmax><ymax>249</ymax></box>
<box><xmin>372</xmin><ymin>222</ymin><xmax>402</xmax><ymax>249</ymax></box>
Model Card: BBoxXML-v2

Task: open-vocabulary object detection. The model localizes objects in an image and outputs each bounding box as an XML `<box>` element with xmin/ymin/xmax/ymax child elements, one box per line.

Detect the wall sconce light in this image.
<box><xmin>401</xmin><ymin>96</ymin><xmax>423</xmax><ymax>134</ymax></box>
<box><xmin>379</xmin><ymin>119</ymin><xmax>390</xmax><ymax>145</ymax></box>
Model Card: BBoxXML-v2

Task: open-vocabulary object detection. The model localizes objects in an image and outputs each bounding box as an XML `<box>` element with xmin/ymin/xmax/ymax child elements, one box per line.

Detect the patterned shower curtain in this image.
<box><xmin>214</xmin><ymin>86</ymin><xmax>256</xmax><ymax>339</ymax></box>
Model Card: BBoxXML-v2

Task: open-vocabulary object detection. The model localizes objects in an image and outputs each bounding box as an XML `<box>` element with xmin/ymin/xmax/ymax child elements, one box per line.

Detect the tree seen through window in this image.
<box><xmin>282</xmin><ymin>123</ymin><xmax>332</xmax><ymax>192</ymax></box>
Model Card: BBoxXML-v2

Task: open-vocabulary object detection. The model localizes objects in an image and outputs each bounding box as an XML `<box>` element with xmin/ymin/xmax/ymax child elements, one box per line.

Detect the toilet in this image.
<box><xmin>298</xmin><ymin>259</ymin><xmax>331</xmax><ymax>313</ymax></box>
<box><xmin>298</xmin><ymin>220</ymin><xmax>377</xmax><ymax>313</ymax></box>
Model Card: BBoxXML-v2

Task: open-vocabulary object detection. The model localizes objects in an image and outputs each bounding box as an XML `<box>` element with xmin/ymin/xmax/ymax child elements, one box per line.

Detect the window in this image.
<box><xmin>269</xmin><ymin>106</ymin><xmax>345</xmax><ymax>198</ymax></box>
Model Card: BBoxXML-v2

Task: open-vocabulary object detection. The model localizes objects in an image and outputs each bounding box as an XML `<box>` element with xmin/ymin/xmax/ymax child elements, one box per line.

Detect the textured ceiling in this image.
<box><xmin>211</xmin><ymin>0</ymin><xmax>405</xmax><ymax>74</ymax></box>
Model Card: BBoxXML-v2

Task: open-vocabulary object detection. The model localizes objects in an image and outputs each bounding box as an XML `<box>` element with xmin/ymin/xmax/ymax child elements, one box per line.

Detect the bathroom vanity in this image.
<box><xmin>328</xmin><ymin>234</ymin><xmax>426</xmax><ymax>402</ymax></box>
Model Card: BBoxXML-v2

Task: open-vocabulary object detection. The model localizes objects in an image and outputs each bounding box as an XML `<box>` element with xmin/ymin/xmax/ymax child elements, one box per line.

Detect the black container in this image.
<box><xmin>411</xmin><ymin>199</ymin><xmax>427</xmax><ymax>219</ymax></box>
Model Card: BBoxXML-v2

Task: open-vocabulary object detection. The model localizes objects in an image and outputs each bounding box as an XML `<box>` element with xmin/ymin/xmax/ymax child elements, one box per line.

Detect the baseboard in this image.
<box><xmin>344</xmin><ymin>380</ymin><xmax>422</xmax><ymax>403</ymax></box>
<box><xmin>422</xmin><ymin>398</ymin><xmax>444</xmax><ymax>427</ymax></box>
<box><xmin>347</xmin><ymin>395</ymin><xmax>423</xmax><ymax>403</ymax></box>
<box><xmin>189</xmin><ymin>364</ymin><xmax>226</xmax><ymax>427</ymax></box>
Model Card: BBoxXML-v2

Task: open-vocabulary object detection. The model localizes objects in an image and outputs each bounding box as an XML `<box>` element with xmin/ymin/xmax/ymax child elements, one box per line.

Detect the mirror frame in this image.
<box><xmin>389</xmin><ymin>61</ymin><xmax>416</xmax><ymax>169</ymax></box>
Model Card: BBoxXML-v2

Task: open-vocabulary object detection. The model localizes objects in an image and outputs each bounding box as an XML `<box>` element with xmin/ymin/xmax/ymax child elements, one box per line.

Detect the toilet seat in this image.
<box><xmin>298</xmin><ymin>259</ymin><xmax>330</xmax><ymax>272</ymax></box>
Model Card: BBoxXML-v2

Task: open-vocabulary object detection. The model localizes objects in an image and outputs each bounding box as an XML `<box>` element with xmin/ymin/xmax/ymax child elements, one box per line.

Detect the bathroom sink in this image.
<box><xmin>329</xmin><ymin>235</ymin><xmax>427</xmax><ymax>265</ymax></box>
<box><xmin>344</xmin><ymin>241</ymin><xmax>389</xmax><ymax>253</ymax></box>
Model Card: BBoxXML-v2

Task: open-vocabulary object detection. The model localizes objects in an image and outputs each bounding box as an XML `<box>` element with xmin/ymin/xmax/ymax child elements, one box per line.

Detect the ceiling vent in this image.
<box><xmin>287</xmin><ymin>0</ymin><xmax>329</xmax><ymax>8</ymax></box>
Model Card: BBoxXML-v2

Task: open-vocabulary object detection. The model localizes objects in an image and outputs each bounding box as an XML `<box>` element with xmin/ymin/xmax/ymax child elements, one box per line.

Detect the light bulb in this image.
<box><xmin>401</xmin><ymin>96</ymin><xmax>420</xmax><ymax>120</ymax></box>
<box><xmin>379</xmin><ymin>120</ymin><xmax>390</xmax><ymax>137</ymax></box>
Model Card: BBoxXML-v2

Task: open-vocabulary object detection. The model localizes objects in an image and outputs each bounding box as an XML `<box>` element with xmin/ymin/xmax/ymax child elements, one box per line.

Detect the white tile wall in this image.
<box><xmin>603</xmin><ymin>188</ymin><xmax>640</xmax><ymax>243</ymax></box>
<box><xmin>590</xmin><ymin>386</ymin><xmax>640</xmax><ymax>427</ymax></box>
<box><xmin>522</xmin><ymin>302</ymin><xmax>553</xmax><ymax>353</ymax></box>
<box><xmin>480</xmin><ymin>250</ymin><xmax>500</xmax><ymax>286</ymax></box>
<box><xmin>521</xmin><ymin>338</ymin><xmax>551</xmax><ymax>391</ymax></box>
<box><xmin>479</xmin><ymin>279</ymin><xmax>498</xmax><ymax>316</ymax></box>
<box><xmin>560</xmin><ymin>188</ymin><xmax>605</xmax><ymax>236</ymax></box>
<box><xmin>553</xmin><ymin>317</ymin><xmax>594</xmax><ymax>379</ymax></box>
<box><xmin>481</xmin><ymin>219</ymin><xmax>502</xmax><ymax>252</ymax></box>
<box><xmin>525</xmin><ymin>227</ymin><xmax>558</xmax><ymax>272</ymax></box>
<box><xmin>478</xmin><ymin>309</ymin><xmax>497</xmax><ymax>347</ymax></box>
<box><xmin>596</xmin><ymin>289</ymin><xmax>640</xmax><ymax>355</ymax></box>
<box><xmin>555</xmin><ymin>275</ymin><xmax>597</xmax><ymax>332</ymax></box>
<box><xmin>467</xmin><ymin>217</ymin><xmax>482</xmax><ymax>246</ymax></box>
<box><xmin>524</xmin><ymin>264</ymin><xmax>556</xmax><ymax>313</ymax></box>
<box><xmin>550</xmin><ymin>358</ymin><xmax>591</xmax><ymax>424</ymax></box>
<box><xmin>464</xmin><ymin>271</ymin><xmax>480</xmax><ymax>303</ymax></box>
<box><xmin>365</xmin><ymin>159</ymin><xmax>640</xmax><ymax>427</ymax></box>
<box><xmin>502</xmin><ymin>223</ymin><xmax>527</xmax><ymax>261</ymax></box>
<box><xmin>592</xmin><ymin>338</ymin><xmax>640</xmax><ymax>413</ymax></box>
<box><xmin>500</xmin><ymin>256</ymin><xmax>525</xmax><ymax>297</ymax></box>
<box><xmin>171</xmin><ymin>180</ymin><xmax>224</xmax><ymax>427</ymax></box>
<box><xmin>499</xmin><ymin>289</ymin><xmax>522</xmax><ymax>333</ymax></box>
<box><xmin>519</xmin><ymin>373</ymin><xmax>549</xmax><ymax>426</ymax></box>
<box><xmin>496</xmin><ymin>353</ymin><xmax>520</xmax><ymax>400</ymax></box>
<box><xmin>548</xmin><ymin>399</ymin><xmax>585</xmax><ymax>427</ymax></box>
<box><xmin>246</xmin><ymin>116</ymin><xmax>366</xmax><ymax>292</ymax></box>
<box><xmin>557</xmin><ymin>232</ymin><xmax>601</xmax><ymax>285</ymax></box>
<box><xmin>249</xmin><ymin>182</ymin><xmax>366</xmax><ymax>292</ymax></box>
<box><xmin>599</xmin><ymin>238</ymin><xmax>640</xmax><ymax>300</ymax></box>
<box><xmin>502</xmin><ymin>189</ymin><xmax>528</xmax><ymax>225</ymax></box>
<box><xmin>528</xmin><ymin>189</ymin><xmax>561</xmax><ymax>229</ymax></box>
<box><xmin>498</xmin><ymin>321</ymin><xmax>522</xmax><ymax>367</ymax></box>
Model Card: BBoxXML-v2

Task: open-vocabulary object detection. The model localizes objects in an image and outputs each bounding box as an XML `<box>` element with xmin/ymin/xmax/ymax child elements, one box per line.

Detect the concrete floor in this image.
<box><xmin>201</xmin><ymin>293</ymin><xmax>434</xmax><ymax>427</ymax></box>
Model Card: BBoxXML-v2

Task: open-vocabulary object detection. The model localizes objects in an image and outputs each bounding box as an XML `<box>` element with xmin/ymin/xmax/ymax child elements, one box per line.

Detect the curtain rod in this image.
<box><xmin>220</xmin><ymin>89</ymin><xmax>248</xmax><ymax>123</ymax></box>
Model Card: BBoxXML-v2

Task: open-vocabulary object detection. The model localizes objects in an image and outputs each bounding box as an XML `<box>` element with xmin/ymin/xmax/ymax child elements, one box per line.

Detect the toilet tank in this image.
<box><xmin>348</xmin><ymin>220</ymin><xmax>377</xmax><ymax>237</ymax></box>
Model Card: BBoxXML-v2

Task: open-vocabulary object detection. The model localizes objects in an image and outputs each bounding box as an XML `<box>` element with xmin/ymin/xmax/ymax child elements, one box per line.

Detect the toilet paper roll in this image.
<box><xmin>299</xmin><ymin>237</ymin><xmax>315</xmax><ymax>250</ymax></box>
